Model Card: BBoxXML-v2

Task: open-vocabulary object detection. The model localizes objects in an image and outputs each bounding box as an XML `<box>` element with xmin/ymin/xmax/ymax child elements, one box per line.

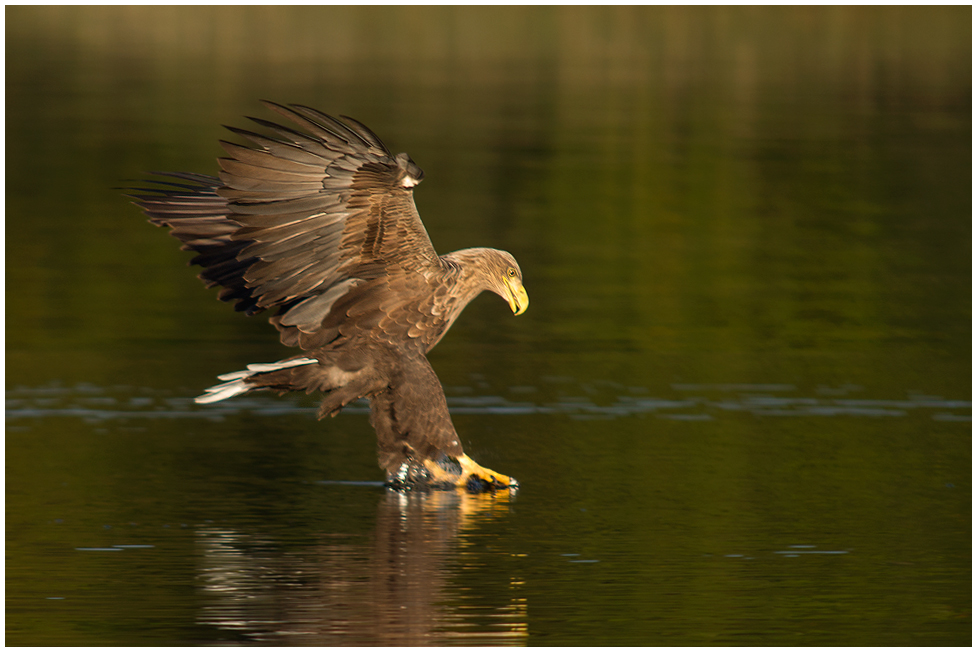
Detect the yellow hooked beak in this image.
<box><xmin>505</xmin><ymin>278</ymin><xmax>529</xmax><ymax>316</ymax></box>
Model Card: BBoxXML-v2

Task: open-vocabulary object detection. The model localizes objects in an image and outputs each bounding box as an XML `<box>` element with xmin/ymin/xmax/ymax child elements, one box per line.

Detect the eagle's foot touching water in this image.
<box><xmin>386</xmin><ymin>453</ymin><xmax>518</xmax><ymax>493</ymax></box>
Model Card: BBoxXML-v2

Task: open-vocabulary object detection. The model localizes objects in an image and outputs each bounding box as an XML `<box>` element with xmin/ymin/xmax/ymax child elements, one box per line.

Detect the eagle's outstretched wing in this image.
<box><xmin>131</xmin><ymin>101</ymin><xmax>440</xmax><ymax>349</ymax></box>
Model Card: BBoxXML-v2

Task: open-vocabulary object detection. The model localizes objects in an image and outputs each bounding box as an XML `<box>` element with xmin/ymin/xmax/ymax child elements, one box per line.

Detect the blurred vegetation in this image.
<box><xmin>7</xmin><ymin>5</ymin><xmax>969</xmax><ymax>387</ymax></box>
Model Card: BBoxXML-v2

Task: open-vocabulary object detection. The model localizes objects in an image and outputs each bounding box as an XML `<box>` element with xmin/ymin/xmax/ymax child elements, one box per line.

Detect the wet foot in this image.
<box><xmin>386</xmin><ymin>454</ymin><xmax>518</xmax><ymax>493</ymax></box>
<box><xmin>448</xmin><ymin>454</ymin><xmax>519</xmax><ymax>493</ymax></box>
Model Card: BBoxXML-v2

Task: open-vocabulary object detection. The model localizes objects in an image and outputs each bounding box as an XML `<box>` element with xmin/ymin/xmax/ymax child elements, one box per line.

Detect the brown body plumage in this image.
<box><xmin>130</xmin><ymin>102</ymin><xmax>527</xmax><ymax>490</ymax></box>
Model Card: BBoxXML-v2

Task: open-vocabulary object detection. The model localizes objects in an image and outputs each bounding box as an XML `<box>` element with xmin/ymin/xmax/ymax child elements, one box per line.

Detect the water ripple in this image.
<box><xmin>5</xmin><ymin>382</ymin><xmax>969</xmax><ymax>423</ymax></box>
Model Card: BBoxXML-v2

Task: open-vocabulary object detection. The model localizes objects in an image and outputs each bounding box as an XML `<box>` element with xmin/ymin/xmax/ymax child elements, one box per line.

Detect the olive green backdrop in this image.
<box><xmin>7</xmin><ymin>6</ymin><xmax>970</xmax><ymax>645</ymax></box>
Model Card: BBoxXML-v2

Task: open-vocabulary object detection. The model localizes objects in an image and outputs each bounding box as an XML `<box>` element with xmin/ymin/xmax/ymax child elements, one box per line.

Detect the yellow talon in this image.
<box><xmin>421</xmin><ymin>454</ymin><xmax>518</xmax><ymax>491</ymax></box>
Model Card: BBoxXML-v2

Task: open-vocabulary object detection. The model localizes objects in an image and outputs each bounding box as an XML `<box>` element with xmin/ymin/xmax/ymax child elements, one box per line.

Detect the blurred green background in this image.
<box><xmin>6</xmin><ymin>6</ymin><xmax>971</xmax><ymax>645</ymax></box>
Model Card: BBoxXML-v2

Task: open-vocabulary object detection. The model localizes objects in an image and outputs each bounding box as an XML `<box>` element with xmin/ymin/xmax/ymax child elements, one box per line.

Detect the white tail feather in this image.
<box><xmin>195</xmin><ymin>358</ymin><xmax>318</xmax><ymax>404</ymax></box>
<box><xmin>195</xmin><ymin>379</ymin><xmax>249</xmax><ymax>404</ymax></box>
<box><xmin>216</xmin><ymin>370</ymin><xmax>251</xmax><ymax>381</ymax></box>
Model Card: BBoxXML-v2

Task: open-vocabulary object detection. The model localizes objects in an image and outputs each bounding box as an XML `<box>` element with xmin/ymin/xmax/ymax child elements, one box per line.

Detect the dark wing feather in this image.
<box><xmin>132</xmin><ymin>102</ymin><xmax>444</xmax><ymax>343</ymax></box>
<box><xmin>128</xmin><ymin>173</ymin><xmax>262</xmax><ymax>313</ymax></box>
<box><xmin>217</xmin><ymin>102</ymin><xmax>440</xmax><ymax>337</ymax></box>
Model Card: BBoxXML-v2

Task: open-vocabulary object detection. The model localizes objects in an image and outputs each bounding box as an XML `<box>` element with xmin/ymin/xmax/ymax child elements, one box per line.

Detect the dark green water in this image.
<box><xmin>6</xmin><ymin>6</ymin><xmax>971</xmax><ymax>645</ymax></box>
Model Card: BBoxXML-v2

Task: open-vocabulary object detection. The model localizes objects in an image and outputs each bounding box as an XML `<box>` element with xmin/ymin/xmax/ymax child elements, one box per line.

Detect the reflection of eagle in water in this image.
<box><xmin>131</xmin><ymin>102</ymin><xmax>526</xmax><ymax>491</ymax></box>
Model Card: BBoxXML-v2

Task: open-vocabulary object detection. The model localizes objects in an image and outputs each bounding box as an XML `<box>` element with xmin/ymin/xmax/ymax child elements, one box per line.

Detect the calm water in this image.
<box><xmin>6</xmin><ymin>6</ymin><xmax>971</xmax><ymax>646</ymax></box>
